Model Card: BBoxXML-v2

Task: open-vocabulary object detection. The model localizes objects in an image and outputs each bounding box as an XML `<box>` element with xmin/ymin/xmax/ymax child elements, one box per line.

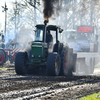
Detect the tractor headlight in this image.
<box><xmin>38</xmin><ymin>55</ymin><xmax>41</xmax><ymax>58</ymax></box>
<box><xmin>32</xmin><ymin>55</ymin><xmax>34</xmax><ymax>57</ymax></box>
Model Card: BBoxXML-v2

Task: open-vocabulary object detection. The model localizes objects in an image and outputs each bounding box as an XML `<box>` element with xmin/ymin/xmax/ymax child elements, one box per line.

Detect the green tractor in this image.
<box><xmin>15</xmin><ymin>24</ymin><xmax>77</xmax><ymax>76</ymax></box>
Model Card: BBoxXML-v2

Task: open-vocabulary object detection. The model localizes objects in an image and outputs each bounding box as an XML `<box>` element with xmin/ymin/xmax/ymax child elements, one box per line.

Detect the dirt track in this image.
<box><xmin>0</xmin><ymin>62</ymin><xmax>100</xmax><ymax>100</ymax></box>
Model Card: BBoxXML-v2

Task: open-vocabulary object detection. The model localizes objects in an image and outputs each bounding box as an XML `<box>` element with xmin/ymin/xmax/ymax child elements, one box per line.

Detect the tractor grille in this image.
<box><xmin>31</xmin><ymin>45</ymin><xmax>43</xmax><ymax>59</ymax></box>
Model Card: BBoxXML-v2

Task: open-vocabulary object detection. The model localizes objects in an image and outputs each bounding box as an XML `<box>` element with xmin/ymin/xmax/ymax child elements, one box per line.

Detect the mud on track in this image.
<box><xmin>0</xmin><ymin>63</ymin><xmax>100</xmax><ymax>100</ymax></box>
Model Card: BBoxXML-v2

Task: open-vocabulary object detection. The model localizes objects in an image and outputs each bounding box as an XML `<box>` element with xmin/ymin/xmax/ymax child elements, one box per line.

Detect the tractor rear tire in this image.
<box><xmin>0</xmin><ymin>50</ymin><xmax>6</xmax><ymax>65</ymax></box>
<box><xmin>46</xmin><ymin>52</ymin><xmax>61</xmax><ymax>76</ymax></box>
<box><xmin>60</xmin><ymin>47</ymin><xmax>68</xmax><ymax>76</ymax></box>
<box><xmin>15</xmin><ymin>52</ymin><xmax>28</xmax><ymax>75</ymax></box>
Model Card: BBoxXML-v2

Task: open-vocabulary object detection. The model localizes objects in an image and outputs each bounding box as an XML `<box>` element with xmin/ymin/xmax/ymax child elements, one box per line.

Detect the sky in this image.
<box><xmin>0</xmin><ymin>0</ymin><xmax>13</xmax><ymax>31</ymax></box>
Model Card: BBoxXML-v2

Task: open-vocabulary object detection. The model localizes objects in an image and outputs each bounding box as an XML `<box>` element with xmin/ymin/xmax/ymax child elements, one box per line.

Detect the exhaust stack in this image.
<box><xmin>43</xmin><ymin>20</ymin><xmax>48</xmax><ymax>43</ymax></box>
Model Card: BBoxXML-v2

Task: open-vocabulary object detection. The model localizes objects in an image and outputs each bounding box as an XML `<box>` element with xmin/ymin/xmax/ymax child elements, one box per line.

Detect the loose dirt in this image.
<box><xmin>0</xmin><ymin>62</ymin><xmax>100</xmax><ymax>100</ymax></box>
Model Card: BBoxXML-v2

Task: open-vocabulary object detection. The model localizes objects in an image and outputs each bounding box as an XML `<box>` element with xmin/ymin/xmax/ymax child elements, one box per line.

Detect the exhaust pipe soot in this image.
<box><xmin>44</xmin><ymin>20</ymin><xmax>48</xmax><ymax>25</ymax></box>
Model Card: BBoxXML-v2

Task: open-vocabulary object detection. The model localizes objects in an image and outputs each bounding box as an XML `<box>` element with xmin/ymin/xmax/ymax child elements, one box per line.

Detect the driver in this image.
<box><xmin>46</xmin><ymin>30</ymin><xmax>53</xmax><ymax>43</ymax></box>
<box><xmin>46</xmin><ymin>30</ymin><xmax>53</xmax><ymax>49</ymax></box>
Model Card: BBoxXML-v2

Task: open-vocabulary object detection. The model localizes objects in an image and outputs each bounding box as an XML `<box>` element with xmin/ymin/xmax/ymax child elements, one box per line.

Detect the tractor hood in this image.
<box><xmin>31</xmin><ymin>42</ymin><xmax>47</xmax><ymax>59</ymax></box>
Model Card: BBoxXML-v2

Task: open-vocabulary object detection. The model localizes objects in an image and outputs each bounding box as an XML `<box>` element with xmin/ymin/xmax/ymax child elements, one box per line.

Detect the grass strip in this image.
<box><xmin>80</xmin><ymin>92</ymin><xmax>100</xmax><ymax>100</ymax></box>
<box><xmin>0</xmin><ymin>67</ymin><xmax>8</xmax><ymax>69</ymax></box>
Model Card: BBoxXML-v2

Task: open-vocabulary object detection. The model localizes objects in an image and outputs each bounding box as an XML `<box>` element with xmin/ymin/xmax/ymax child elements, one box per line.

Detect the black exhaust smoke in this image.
<box><xmin>42</xmin><ymin>0</ymin><xmax>61</xmax><ymax>24</ymax></box>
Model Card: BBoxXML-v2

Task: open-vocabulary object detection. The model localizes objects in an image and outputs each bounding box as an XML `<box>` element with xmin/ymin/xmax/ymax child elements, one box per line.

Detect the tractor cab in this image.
<box><xmin>34</xmin><ymin>24</ymin><xmax>63</xmax><ymax>53</ymax></box>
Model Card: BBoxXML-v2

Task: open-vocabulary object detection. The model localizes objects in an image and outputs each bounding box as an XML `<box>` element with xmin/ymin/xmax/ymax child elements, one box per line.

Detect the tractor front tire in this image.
<box><xmin>15</xmin><ymin>52</ymin><xmax>28</xmax><ymax>75</ymax></box>
<box><xmin>46</xmin><ymin>52</ymin><xmax>61</xmax><ymax>76</ymax></box>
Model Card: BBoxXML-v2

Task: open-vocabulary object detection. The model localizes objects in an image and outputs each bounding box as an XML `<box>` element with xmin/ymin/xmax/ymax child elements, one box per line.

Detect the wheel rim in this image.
<box><xmin>0</xmin><ymin>53</ymin><xmax>4</xmax><ymax>63</ymax></box>
<box><xmin>64</xmin><ymin>52</ymin><xmax>67</xmax><ymax>71</ymax></box>
<box><xmin>55</xmin><ymin>57</ymin><xmax>59</xmax><ymax>74</ymax></box>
